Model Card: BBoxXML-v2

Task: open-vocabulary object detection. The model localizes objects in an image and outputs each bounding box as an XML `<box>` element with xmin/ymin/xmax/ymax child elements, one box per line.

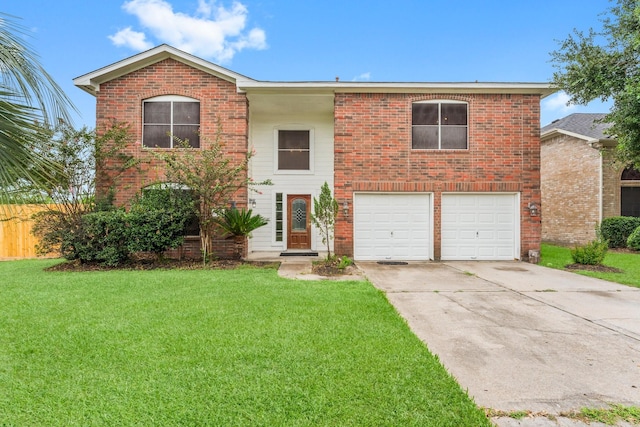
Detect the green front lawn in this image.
<box><xmin>0</xmin><ymin>260</ymin><xmax>490</xmax><ymax>426</ymax></box>
<box><xmin>541</xmin><ymin>243</ymin><xmax>640</xmax><ymax>288</ymax></box>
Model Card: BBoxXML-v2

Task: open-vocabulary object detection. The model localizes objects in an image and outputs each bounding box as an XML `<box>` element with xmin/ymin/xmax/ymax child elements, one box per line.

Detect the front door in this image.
<box><xmin>287</xmin><ymin>195</ymin><xmax>311</xmax><ymax>249</ymax></box>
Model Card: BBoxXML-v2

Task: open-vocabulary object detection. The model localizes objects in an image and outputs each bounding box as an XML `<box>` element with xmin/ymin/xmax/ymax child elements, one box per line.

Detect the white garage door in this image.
<box><xmin>354</xmin><ymin>193</ymin><xmax>431</xmax><ymax>261</ymax></box>
<box><xmin>441</xmin><ymin>193</ymin><xmax>519</xmax><ymax>261</ymax></box>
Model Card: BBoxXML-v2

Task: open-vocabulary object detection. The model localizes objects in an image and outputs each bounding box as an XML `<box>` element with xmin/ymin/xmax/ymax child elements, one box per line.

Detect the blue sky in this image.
<box><xmin>5</xmin><ymin>0</ymin><xmax>613</xmax><ymax>128</ymax></box>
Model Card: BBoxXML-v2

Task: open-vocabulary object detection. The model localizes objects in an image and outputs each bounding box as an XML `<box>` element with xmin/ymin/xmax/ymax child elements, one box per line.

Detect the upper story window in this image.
<box><xmin>412</xmin><ymin>101</ymin><xmax>468</xmax><ymax>150</ymax></box>
<box><xmin>277</xmin><ymin>129</ymin><xmax>312</xmax><ymax>171</ymax></box>
<box><xmin>143</xmin><ymin>95</ymin><xmax>200</xmax><ymax>148</ymax></box>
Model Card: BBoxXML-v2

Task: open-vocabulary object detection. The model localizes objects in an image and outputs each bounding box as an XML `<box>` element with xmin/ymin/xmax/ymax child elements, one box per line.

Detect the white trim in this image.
<box><xmin>540</xmin><ymin>128</ymin><xmax>600</xmax><ymax>143</ymax></box>
<box><xmin>144</xmin><ymin>95</ymin><xmax>198</xmax><ymax>102</ymax></box>
<box><xmin>598</xmin><ymin>151</ymin><xmax>604</xmax><ymax>223</ymax></box>
<box><xmin>74</xmin><ymin>45</ymin><xmax>554</xmax><ymax>98</ymax></box>
<box><xmin>237</xmin><ymin>80</ymin><xmax>555</xmax><ymax>97</ymax></box>
<box><xmin>73</xmin><ymin>44</ymin><xmax>252</xmax><ymax>95</ymax></box>
<box><xmin>273</xmin><ymin>126</ymin><xmax>315</xmax><ymax>175</ymax></box>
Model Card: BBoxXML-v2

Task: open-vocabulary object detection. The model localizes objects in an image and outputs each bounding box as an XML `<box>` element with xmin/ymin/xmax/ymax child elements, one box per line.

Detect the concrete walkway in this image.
<box><xmin>357</xmin><ymin>261</ymin><xmax>640</xmax><ymax>427</ymax></box>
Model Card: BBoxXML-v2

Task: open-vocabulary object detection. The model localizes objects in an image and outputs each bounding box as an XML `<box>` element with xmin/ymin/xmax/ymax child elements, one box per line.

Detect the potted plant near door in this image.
<box><xmin>215</xmin><ymin>208</ymin><xmax>268</xmax><ymax>259</ymax></box>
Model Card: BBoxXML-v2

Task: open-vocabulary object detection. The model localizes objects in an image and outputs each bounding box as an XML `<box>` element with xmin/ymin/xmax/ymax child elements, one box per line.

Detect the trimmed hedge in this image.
<box><xmin>628</xmin><ymin>226</ymin><xmax>640</xmax><ymax>251</ymax></box>
<box><xmin>600</xmin><ymin>216</ymin><xmax>640</xmax><ymax>248</ymax></box>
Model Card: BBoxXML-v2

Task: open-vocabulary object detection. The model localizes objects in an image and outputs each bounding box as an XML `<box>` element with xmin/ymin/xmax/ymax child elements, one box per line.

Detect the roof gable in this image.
<box><xmin>541</xmin><ymin>113</ymin><xmax>614</xmax><ymax>142</ymax></box>
<box><xmin>74</xmin><ymin>44</ymin><xmax>554</xmax><ymax>98</ymax></box>
<box><xmin>73</xmin><ymin>44</ymin><xmax>253</xmax><ymax>96</ymax></box>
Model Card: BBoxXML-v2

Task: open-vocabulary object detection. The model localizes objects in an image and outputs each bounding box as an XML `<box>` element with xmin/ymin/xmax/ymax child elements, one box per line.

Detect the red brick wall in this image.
<box><xmin>334</xmin><ymin>93</ymin><xmax>542</xmax><ymax>260</ymax></box>
<box><xmin>95</xmin><ymin>58</ymin><xmax>249</xmax><ymax>259</ymax></box>
<box><xmin>95</xmin><ymin>58</ymin><xmax>248</xmax><ymax>207</ymax></box>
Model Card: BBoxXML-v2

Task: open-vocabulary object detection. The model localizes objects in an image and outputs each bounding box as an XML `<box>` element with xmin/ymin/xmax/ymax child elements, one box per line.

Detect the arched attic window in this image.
<box><xmin>142</xmin><ymin>183</ymin><xmax>200</xmax><ymax>236</ymax></box>
<box><xmin>143</xmin><ymin>95</ymin><xmax>200</xmax><ymax>148</ymax></box>
<box><xmin>621</xmin><ymin>166</ymin><xmax>640</xmax><ymax>217</ymax></box>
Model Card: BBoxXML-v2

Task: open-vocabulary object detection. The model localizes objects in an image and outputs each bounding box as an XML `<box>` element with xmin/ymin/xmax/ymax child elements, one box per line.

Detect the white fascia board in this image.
<box><xmin>237</xmin><ymin>80</ymin><xmax>555</xmax><ymax>97</ymax></box>
<box><xmin>74</xmin><ymin>45</ymin><xmax>254</xmax><ymax>96</ymax></box>
<box><xmin>540</xmin><ymin>128</ymin><xmax>599</xmax><ymax>143</ymax></box>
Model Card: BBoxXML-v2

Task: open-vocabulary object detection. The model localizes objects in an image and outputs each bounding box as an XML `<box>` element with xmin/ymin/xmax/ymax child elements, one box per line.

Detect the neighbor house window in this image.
<box><xmin>277</xmin><ymin>130</ymin><xmax>311</xmax><ymax>171</ymax></box>
<box><xmin>143</xmin><ymin>95</ymin><xmax>200</xmax><ymax>148</ymax></box>
<box><xmin>412</xmin><ymin>101</ymin><xmax>468</xmax><ymax>149</ymax></box>
<box><xmin>621</xmin><ymin>166</ymin><xmax>640</xmax><ymax>217</ymax></box>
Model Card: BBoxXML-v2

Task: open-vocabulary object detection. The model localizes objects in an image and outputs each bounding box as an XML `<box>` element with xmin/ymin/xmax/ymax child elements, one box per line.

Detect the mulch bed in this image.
<box><xmin>564</xmin><ymin>263</ymin><xmax>623</xmax><ymax>273</ymax></box>
<box><xmin>46</xmin><ymin>257</ymin><xmax>279</xmax><ymax>272</ymax></box>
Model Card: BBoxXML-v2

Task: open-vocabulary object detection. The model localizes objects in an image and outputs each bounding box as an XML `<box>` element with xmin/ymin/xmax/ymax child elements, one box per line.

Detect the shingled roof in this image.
<box><xmin>541</xmin><ymin>113</ymin><xmax>614</xmax><ymax>141</ymax></box>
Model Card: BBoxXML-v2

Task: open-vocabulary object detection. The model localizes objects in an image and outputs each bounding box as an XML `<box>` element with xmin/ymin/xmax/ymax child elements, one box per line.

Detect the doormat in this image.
<box><xmin>376</xmin><ymin>261</ymin><xmax>408</xmax><ymax>265</ymax></box>
<box><xmin>280</xmin><ymin>252</ymin><xmax>319</xmax><ymax>257</ymax></box>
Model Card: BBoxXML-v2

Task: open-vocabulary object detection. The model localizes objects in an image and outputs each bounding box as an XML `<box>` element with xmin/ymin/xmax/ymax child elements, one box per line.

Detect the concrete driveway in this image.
<box><xmin>358</xmin><ymin>261</ymin><xmax>640</xmax><ymax>416</ymax></box>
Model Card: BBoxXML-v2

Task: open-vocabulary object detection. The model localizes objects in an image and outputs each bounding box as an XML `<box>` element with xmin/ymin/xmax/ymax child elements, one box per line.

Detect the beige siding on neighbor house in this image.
<box><xmin>541</xmin><ymin>135</ymin><xmax>601</xmax><ymax>245</ymax></box>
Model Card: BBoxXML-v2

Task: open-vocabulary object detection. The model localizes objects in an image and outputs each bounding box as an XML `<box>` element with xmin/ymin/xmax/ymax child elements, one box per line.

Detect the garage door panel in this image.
<box><xmin>354</xmin><ymin>193</ymin><xmax>431</xmax><ymax>261</ymax></box>
<box><xmin>442</xmin><ymin>194</ymin><xmax>519</xmax><ymax>261</ymax></box>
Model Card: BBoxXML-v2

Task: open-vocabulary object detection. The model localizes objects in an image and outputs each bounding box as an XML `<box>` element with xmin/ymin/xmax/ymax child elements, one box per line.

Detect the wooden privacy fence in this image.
<box><xmin>0</xmin><ymin>204</ymin><xmax>58</xmax><ymax>259</ymax></box>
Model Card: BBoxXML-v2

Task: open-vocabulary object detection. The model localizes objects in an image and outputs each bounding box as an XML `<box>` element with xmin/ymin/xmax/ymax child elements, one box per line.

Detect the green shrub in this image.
<box><xmin>214</xmin><ymin>208</ymin><xmax>268</xmax><ymax>237</ymax></box>
<box><xmin>600</xmin><ymin>216</ymin><xmax>640</xmax><ymax>248</ymax></box>
<box><xmin>74</xmin><ymin>210</ymin><xmax>130</xmax><ymax>266</ymax></box>
<box><xmin>627</xmin><ymin>226</ymin><xmax>640</xmax><ymax>250</ymax></box>
<box><xmin>127</xmin><ymin>189</ymin><xmax>195</xmax><ymax>258</ymax></box>
<box><xmin>571</xmin><ymin>239</ymin><xmax>609</xmax><ymax>265</ymax></box>
<box><xmin>337</xmin><ymin>256</ymin><xmax>353</xmax><ymax>270</ymax></box>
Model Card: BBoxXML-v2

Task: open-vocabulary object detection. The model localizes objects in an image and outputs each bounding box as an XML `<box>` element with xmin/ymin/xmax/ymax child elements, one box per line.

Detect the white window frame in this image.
<box><xmin>142</xmin><ymin>95</ymin><xmax>200</xmax><ymax>149</ymax></box>
<box><xmin>273</xmin><ymin>126</ymin><xmax>314</xmax><ymax>174</ymax></box>
<box><xmin>412</xmin><ymin>100</ymin><xmax>468</xmax><ymax>150</ymax></box>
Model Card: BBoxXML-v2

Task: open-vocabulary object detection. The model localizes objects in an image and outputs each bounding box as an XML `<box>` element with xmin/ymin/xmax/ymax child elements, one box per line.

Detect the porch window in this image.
<box><xmin>278</xmin><ymin>130</ymin><xmax>310</xmax><ymax>170</ymax></box>
<box><xmin>412</xmin><ymin>101</ymin><xmax>468</xmax><ymax>149</ymax></box>
<box><xmin>275</xmin><ymin>193</ymin><xmax>284</xmax><ymax>242</ymax></box>
<box><xmin>143</xmin><ymin>95</ymin><xmax>200</xmax><ymax>148</ymax></box>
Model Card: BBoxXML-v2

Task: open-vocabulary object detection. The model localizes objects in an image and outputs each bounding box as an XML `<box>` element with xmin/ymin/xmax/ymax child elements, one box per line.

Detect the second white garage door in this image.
<box><xmin>354</xmin><ymin>193</ymin><xmax>432</xmax><ymax>261</ymax></box>
<box><xmin>441</xmin><ymin>193</ymin><xmax>519</xmax><ymax>261</ymax></box>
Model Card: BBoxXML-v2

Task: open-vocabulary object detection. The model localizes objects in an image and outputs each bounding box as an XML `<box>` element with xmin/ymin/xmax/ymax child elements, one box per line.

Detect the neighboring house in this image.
<box><xmin>74</xmin><ymin>44</ymin><xmax>553</xmax><ymax>261</ymax></box>
<box><xmin>541</xmin><ymin>113</ymin><xmax>640</xmax><ymax>245</ymax></box>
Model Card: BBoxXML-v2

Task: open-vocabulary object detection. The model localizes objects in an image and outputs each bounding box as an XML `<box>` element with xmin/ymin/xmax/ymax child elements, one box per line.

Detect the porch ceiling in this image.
<box><xmin>247</xmin><ymin>93</ymin><xmax>334</xmax><ymax>116</ymax></box>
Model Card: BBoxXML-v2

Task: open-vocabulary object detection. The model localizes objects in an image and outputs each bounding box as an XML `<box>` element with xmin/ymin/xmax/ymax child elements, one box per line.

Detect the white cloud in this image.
<box><xmin>108</xmin><ymin>27</ymin><xmax>153</xmax><ymax>51</ymax></box>
<box><xmin>542</xmin><ymin>91</ymin><xmax>575</xmax><ymax>113</ymax></box>
<box><xmin>109</xmin><ymin>0</ymin><xmax>267</xmax><ymax>63</ymax></box>
<box><xmin>352</xmin><ymin>72</ymin><xmax>371</xmax><ymax>82</ymax></box>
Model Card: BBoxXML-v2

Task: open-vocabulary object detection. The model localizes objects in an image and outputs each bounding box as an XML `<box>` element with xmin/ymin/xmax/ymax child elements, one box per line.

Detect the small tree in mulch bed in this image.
<box><xmin>310</xmin><ymin>181</ymin><xmax>339</xmax><ymax>261</ymax></box>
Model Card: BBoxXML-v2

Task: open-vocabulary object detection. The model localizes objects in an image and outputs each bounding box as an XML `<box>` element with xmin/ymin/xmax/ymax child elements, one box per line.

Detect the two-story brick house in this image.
<box><xmin>74</xmin><ymin>45</ymin><xmax>553</xmax><ymax>261</ymax></box>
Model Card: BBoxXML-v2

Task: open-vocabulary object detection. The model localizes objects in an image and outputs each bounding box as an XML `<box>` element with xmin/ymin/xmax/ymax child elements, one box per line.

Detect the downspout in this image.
<box><xmin>599</xmin><ymin>149</ymin><xmax>603</xmax><ymax>224</ymax></box>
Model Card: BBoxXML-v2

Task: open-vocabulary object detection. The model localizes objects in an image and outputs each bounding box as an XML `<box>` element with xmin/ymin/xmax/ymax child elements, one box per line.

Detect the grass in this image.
<box><xmin>541</xmin><ymin>243</ymin><xmax>640</xmax><ymax>288</ymax></box>
<box><xmin>0</xmin><ymin>259</ymin><xmax>490</xmax><ymax>426</ymax></box>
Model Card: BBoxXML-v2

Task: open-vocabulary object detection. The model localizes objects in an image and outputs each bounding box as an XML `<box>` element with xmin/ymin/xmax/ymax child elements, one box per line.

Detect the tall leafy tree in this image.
<box><xmin>0</xmin><ymin>13</ymin><xmax>75</xmax><ymax>203</ymax></box>
<box><xmin>154</xmin><ymin>122</ymin><xmax>271</xmax><ymax>261</ymax></box>
<box><xmin>551</xmin><ymin>0</ymin><xmax>640</xmax><ymax>167</ymax></box>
